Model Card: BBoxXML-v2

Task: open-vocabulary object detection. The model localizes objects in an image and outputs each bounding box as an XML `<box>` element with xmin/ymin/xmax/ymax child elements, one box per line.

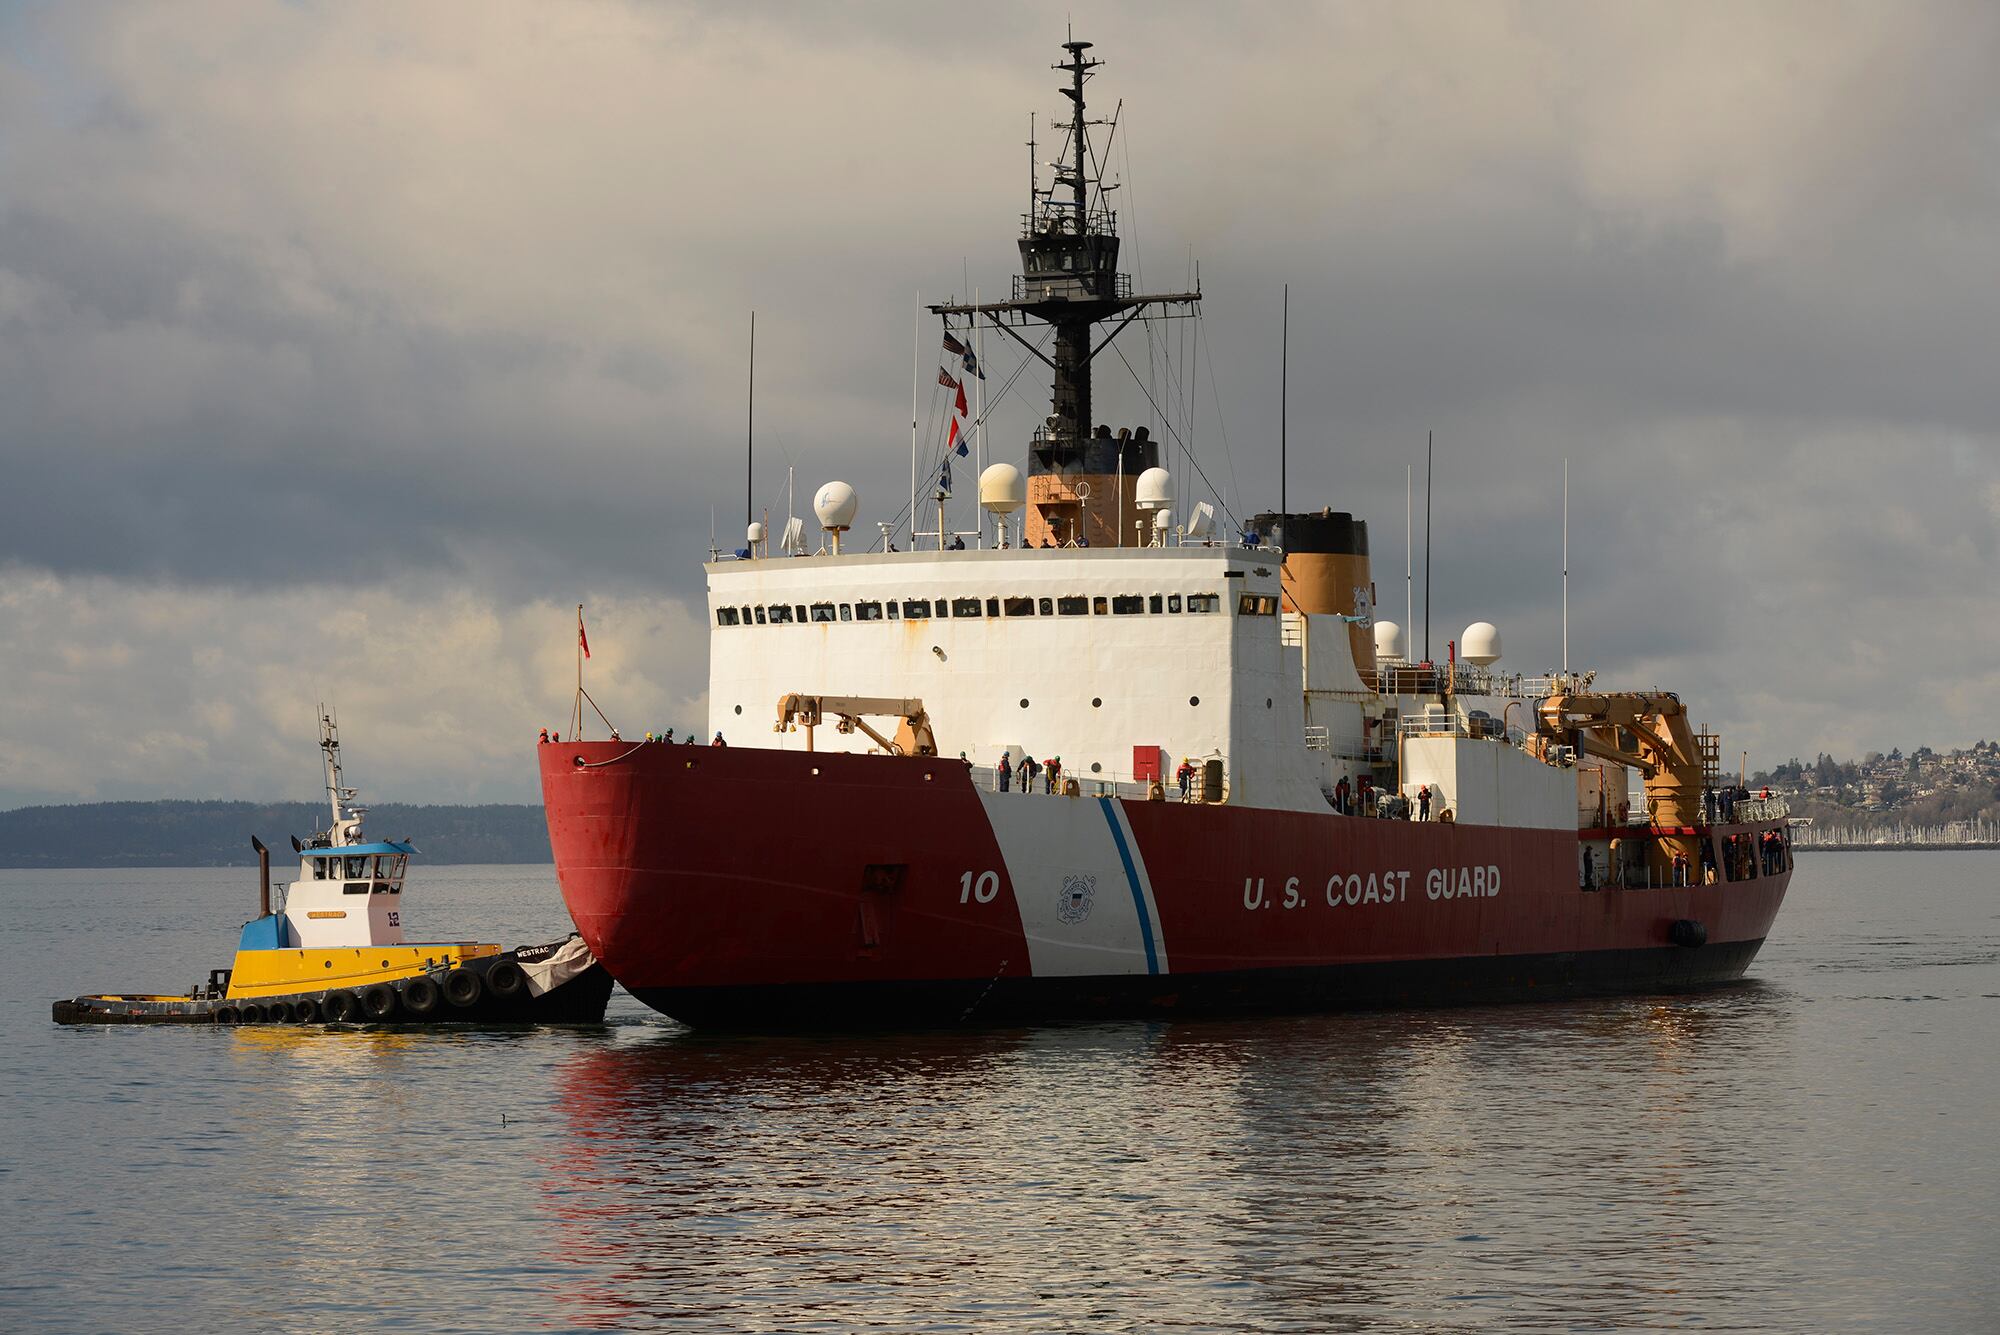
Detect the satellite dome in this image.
<box><xmin>1374</xmin><ymin>620</ymin><xmax>1405</xmax><ymax>661</ymax></box>
<box><xmin>813</xmin><ymin>481</ymin><xmax>858</xmax><ymax>531</ymax></box>
<box><xmin>979</xmin><ymin>463</ymin><xmax>1024</xmax><ymax>514</ymax></box>
<box><xmin>1135</xmin><ymin>467</ymin><xmax>1172</xmax><ymax>510</ymax></box>
<box><xmin>746</xmin><ymin>520</ymin><xmax>766</xmax><ymax>544</ymax></box>
<box><xmin>1462</xmin><ymin>621</ymin><xmax>1501</xmax><ymax>666</ymax></box>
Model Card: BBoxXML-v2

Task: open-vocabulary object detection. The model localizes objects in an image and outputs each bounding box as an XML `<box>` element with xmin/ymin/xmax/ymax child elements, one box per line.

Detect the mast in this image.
<box><xmin>1280</xmin><ymin>284</ymin><xmax>1289</xmax><ymax>527</ymax></box>
<box><xmin>745</xmin><ymin>312</ymin><xmax>755</xmax><ymax>533</ymax></box>
<box><xmin>1424</xmin><ymin>430</ymin><xmax>1434</xmax><ymax>664</ymax></box>
<box><xmin>929</xmin><ymin>38</ymin><xmax>1200</xmax><ymax>549</ymax></box>
<box><xmin>319</xmin><ymin>705</ymin><xmax>361</xmax><ymax>844</ymax></box>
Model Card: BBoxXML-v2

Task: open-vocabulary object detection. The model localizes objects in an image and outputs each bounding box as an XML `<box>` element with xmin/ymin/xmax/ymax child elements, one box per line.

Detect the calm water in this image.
<box><xmin>3</xmin><ymin>855</ymin><xmax>1995</xmax><ymax>1332</ymax></box>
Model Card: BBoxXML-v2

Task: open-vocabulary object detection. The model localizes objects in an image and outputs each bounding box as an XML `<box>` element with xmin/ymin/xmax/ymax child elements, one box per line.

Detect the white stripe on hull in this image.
<box><xmin>978</xmin><ymin>791</ymin><xmax>1167</xmax><ymax>977</ymax></box>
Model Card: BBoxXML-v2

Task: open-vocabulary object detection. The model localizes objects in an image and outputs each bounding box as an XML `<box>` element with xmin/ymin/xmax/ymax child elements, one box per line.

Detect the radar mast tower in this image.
<box><xmin>930</xmin><ymin>38</ymin><xmax>1200</xmax><ymax>548</ymax></box>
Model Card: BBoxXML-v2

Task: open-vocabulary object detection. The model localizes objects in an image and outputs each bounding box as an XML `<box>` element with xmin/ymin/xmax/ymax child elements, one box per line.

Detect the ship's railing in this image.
<box><xmin>1397</xmin><ymin>712</ymin><xmax>1532</xmax><ymax>749</ymax></box>
<box><xmin>1011</xmin><ymin>271</ymin><xmax>1133</xmax><ymax>302</ymax></box>
<box><xmin>1019</xmin><ymin>207</ymin><xmax>1119</xmax><ymax>238</ymax></box>
<box><xmin>963</xmin><ymin>760</ymin><xmax>1233</xmax><ymax>804</ymax></box>
<box><xmin>1728</xmin><ymin>795</ymin><xmax>1790</xmax><ymax>824</ymax></box>
<box><xmin>1366</xmin><ymin>665</ymin><xmax>1597</xmax><ymax>699</ymax></box>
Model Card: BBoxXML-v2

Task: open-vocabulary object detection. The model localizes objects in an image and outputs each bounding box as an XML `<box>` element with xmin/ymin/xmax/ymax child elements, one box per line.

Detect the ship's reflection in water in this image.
<box><xmin>538</xmin><ymin>984</ymin><xmax>1801</xmax><ymax>1331</ymax></box>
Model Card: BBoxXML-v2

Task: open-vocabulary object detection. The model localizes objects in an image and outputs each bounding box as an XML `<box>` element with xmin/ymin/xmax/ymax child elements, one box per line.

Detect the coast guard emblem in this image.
<box><xmin>1058</xmin><ymin>874</ymin><xmax>1096</xmax><ymax>924</ymax></box>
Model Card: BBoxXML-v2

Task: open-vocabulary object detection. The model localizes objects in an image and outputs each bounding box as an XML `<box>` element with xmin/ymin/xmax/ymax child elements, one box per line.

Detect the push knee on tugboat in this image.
<box><xmin>51</xmin><ymin>710</ymin><xmax>612</xmax><ymax>1028</ymax></box>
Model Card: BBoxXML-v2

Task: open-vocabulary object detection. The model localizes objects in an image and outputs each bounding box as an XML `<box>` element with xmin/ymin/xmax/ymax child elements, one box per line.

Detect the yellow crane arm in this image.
<box><xmin>774</xmin><ymin>694</ymin><xmax>938</xmax><ymax>757</ymax></box>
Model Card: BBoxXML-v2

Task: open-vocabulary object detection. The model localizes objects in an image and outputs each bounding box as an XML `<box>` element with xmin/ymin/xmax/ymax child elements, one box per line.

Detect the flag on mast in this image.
<box><xmin>942</xmin><ymin>331</ymin><xmax>968</xmax><ymax>357</ymax></box>
<box><xmin>578</xmin><ymin>607</ymin><xmax>591</xmax><ymax>660</ymax></box>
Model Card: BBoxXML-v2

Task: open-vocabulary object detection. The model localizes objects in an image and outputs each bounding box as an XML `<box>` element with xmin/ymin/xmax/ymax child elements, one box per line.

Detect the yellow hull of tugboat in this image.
<box><xmin>225</xmin><ymin>943</ymin><xmax>503</xmax><ymax>999</ymax></box>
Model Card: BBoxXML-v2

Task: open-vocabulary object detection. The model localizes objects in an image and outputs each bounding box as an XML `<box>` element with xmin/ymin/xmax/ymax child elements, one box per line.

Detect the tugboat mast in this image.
<box><xmin>930</xmin><ymin>38</ymin><xmax>1200</xmax><ymax>548</ymax></box>
<box><xmin>318</xmin><ymin>705</ymin><xmax>364</xmax><ymax>846</ymax></box>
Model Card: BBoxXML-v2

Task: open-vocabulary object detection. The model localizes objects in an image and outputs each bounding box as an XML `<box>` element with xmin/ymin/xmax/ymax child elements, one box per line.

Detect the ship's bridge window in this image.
<box><xmin>886</xmin><ymin>601</ymin><xmax>898</xmax><ymax>620</ymax></box>
<box><xmin>854</xmin><ymin>601</ymin><xmax>883</xmax><ymax>622</ymax></box>
<box><xmin>1149</xmin><ymin>595</ymin><xmax>1163</xmax><ymax>614</ymax></box>
<box><xmin>1092</xmin><ymin>596</ymin><xmax>1108</xmax><ymax>615</ymax></box>
<box><xmin>740</xmin><ymin>606</ymin><xmax>753</xmax><ymax>624</ymax></box>
<box><xmin>1004</xmin><ymin>596</ymin><xmax>1036</xmax><ymax>617</ymax></box>
<box><xmin>839</xmin><ymin>603</ymin><xmax>853</xmax><ymax>622</ymax></box>
<box><xmin>1187</xmin><ymin>593</ymin><xmax>1220</xmax><ymax>614</ymax></box>
<box><xmin>1167</xmin><ymin>594</ymin><xmax>1182</xmax><ymax>613</ymax></box>
<box><xmin>1039</xmin><ymin>597</ymin><xmax>1054</xmax><ymax>615</ymax></box>
<box><xmin>794</xmin><ymin>604</ymin><xmax>807</xmax><ymax>622</ymax></box>
<box><xmin>755</xmin><ymin>606</ymin><xmax>768</xmax><ymax>624</ymax></box>
<box><xmin>952</xmin><ymin>597</ymin><xmax>983</xmax><ymax>618</ymax></box>
<box><xmin>1111</xmin><ymin>595</ymin><xmax>1145</xmax><ymax>615</ymax></box>
<box><xmin>985</xmin><ymin>597</ymin><xmax>999</xmax><ymax>617</ymax></box>
<box><xmin>809</xmin><ymin>603</ymin><xmax>837</xmax><ymax>623</ymax></box>
<box><xmin>766</xmin><ymin>604</ymin><xmax>793</xmax><ymax>624</ymax></box>
<box><xmin>1237</xmin><ymin>594</ymin><xmax>1278</xmax><ymax>616</ymax></box>
<box><xmin>1056</xmin><ymin>595</ymin><xmax>1089</xmax><ymax>616</ymax></box>
<box><xmin>934</xmin><ymin>599</ymin><xmax>949</xmax><ymax>618</ymax></box>
<box><xmin>903</xmin><ymin>599</ymin><xmax>931</xmax><ymax>619</ymax></box>
<box><xmin>343</xmin><ymin>855</ymin><xmax>368</xmax><ymax>880</ymax></box>
<box><xmin>716</xmin><ymin>607</ymin><xmax>741</xmax><ymax>627</ymax></box>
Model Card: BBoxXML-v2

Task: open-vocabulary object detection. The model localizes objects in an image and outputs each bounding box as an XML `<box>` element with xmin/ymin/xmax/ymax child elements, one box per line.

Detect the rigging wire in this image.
<box><xmin>1109</xmin><ymin>338</ymin><xmax>1235</xmax><ymax>529</ymax></box>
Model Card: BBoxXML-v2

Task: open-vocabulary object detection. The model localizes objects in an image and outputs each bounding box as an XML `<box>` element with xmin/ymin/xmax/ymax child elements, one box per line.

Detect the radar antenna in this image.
<box><xmin>930</xmin><ymin>38</ymin><xmax>1201</xmax><ymax>548</ymax></box>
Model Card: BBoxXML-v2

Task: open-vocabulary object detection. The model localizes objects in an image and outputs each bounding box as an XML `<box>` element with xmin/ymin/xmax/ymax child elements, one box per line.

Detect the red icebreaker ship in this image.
<box><xmin>540</xmin><ymin>39</ymin><xmax>1791</xmax><ymax>1028</ymax></box>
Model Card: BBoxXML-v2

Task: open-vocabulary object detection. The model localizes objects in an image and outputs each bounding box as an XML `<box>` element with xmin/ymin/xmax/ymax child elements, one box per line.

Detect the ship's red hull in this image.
<box><xmin>541</xmin><ymin>744</ymin><xmax>1791</xmax><ymax>1028</ymax></box>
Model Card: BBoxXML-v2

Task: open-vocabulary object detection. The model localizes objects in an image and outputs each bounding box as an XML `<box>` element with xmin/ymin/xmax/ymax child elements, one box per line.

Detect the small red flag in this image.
<box><xmin>947</xmin><ymin>417</ymin><xmax>961</xmax><ymax>452</ymax></box>
<box><xmin>578</xmin><ymin>609</ymin><xmax>591</xmax><ymax>659</ymax></box>
<box><xmin>954</xmin><ymin>381</ymin><xmax>969</xmax><ymax>416</ymax></box>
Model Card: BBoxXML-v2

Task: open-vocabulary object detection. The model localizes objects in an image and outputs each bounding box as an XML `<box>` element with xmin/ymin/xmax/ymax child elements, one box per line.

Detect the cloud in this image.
<box><xmin>0</xmin><ymin>570</ymin><xmax>706</xmax><ymax>807</ymax></box>
<box><xmin>1</xmin><ymin>1</ymin><xmax>1998</xmax><ymax>801</ymax></box>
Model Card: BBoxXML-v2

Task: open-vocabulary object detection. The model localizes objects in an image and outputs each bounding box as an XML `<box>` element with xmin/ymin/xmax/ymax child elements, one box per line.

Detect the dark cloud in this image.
<box><xmin>2</xmin><ymin>1</ymin><xmax>1998</xmax><ymax>802</ymax></box>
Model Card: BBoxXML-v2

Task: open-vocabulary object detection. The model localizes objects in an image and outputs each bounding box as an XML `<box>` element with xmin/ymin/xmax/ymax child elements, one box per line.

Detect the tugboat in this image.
<box><xmin>53</xmin><ymin>710</ymin><xmax>613</xmax><ymax>1026</ymax></box>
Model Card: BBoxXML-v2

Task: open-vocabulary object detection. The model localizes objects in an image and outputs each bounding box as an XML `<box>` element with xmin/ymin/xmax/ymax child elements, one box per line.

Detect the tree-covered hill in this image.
<box><xmin>0</xmin><ymin>801</ymin><xmax>550</xmax><ymax>868</ymax></box>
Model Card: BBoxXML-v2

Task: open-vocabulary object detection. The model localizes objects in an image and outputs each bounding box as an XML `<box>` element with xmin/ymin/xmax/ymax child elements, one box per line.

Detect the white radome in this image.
<box><xmin>1374</xmin><ymin>620</ymin><xmax>1405</xmax><ymax>661</ymax></box>
<box><xmin>979</xmin><ymin>463</ymin><xmax>1025</xmax><ymax>514</ymax></box>
<box><xmin>1135</xmin><ymin>467</ymin><xmax>1173</xmax><ymax>510</ymax></box>
<box><xmin>813</xmin><ymin>481</ymin><xmax>858</xmax><ymax>531</ymax></box>
<box><xmin>746</xmin><ymin>520</ymin><xmax>766</xmax><ymax>544</ymax></box>
<box><xmin>1462</xmin><ymin>621</ymin><xmax>1502</xmax><ymax>666</ymax></box>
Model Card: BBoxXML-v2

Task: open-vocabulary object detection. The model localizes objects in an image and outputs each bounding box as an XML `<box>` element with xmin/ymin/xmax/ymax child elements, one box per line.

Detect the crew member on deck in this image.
<box><xmin>1418</xmin><ymin>785</ymin><xmax>1432</xmax><ymax>821</ymax></box>
<box><xmin>712</xmin><ymin>731</ymin><xmax>727</xmax><ymax>747</ymax></box>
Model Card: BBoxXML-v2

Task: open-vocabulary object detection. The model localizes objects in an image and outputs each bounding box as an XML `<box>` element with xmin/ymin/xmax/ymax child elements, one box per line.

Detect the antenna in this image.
<box><xmin>1562</xmin><ymin>457</ymin><xmax>1570</xmax><ymax>675</ymax></box>
<box><xmin>745</xmin><ymin>311</ymin><xmax>755</xmax><ymax>531</ymax></box>
<box><xmin>909</xmin><ymin>291</ymin><xmax>920</xmax><ymax>548</ymax></box>
<box><xmin>1424</xmin><ymin>430</ymin><xmax>1434</xmax><ymax>664</ymax></box>
<box><xmin>1027</xmin><ymin>113</ymin><xmax>1036</xmax><ymax>208</ymax></box>
<box><xmin>1280</xmin><ymin>284</ymin><xmax>1288</xmax><ymax>529</ymax></box>
<box><xmin>1405</xmin><ymin>464</ymin><xmax>1413</xmax><ymax>654</ymax></box>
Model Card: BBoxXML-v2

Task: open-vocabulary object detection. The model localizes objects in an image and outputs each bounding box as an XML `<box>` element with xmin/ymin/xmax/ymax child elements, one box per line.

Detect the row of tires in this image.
<box><xmin>213</xmin><ymin>959</ymin><xmax>527</xmax><ymax>1025</ymax></box>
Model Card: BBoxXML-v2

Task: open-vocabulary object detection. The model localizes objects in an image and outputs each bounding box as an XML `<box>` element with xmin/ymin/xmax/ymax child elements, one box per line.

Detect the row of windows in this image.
<box><xmin>715</xmin><ymin>591</ymin><xmax>1260</xmax><ymax>628</ymax></box>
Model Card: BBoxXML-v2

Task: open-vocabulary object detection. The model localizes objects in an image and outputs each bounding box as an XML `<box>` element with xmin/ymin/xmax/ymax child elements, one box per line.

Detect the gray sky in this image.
<box><xmin>3</xmin><ymin>1</ymin><xmax>1997</xmax><ymax>806</ymax></box>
